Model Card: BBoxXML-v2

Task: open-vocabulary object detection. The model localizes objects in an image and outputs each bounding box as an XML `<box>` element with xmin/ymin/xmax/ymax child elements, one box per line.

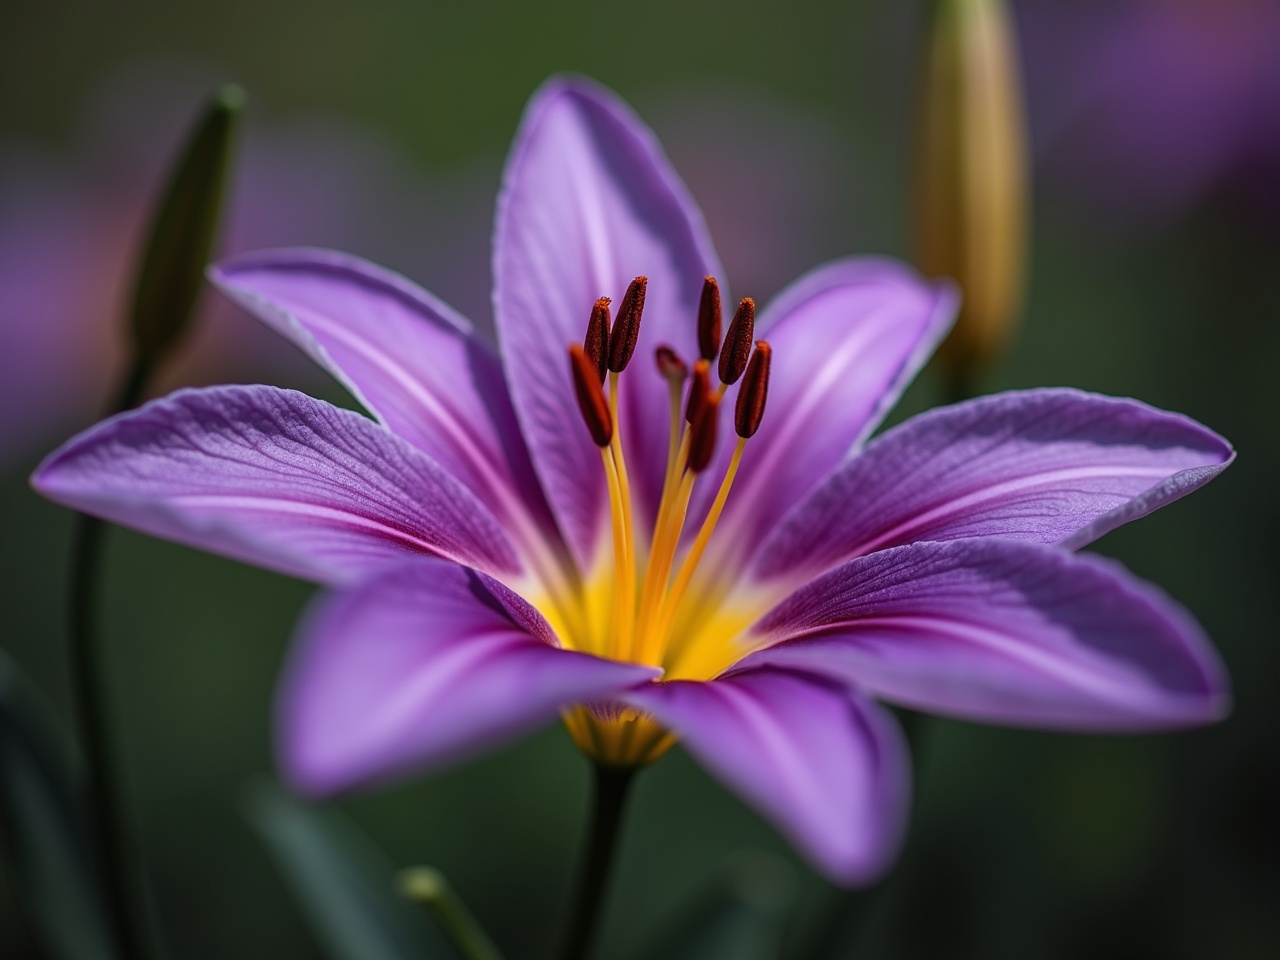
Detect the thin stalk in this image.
<box><xmin>67</xmin><ymin>356</ymin><xmax>152</xmax><ymax>960</ymax></box>
<box><xmin>400</xmin><ymin>868</ymin><xmax>506</xmax><ymax>960</ymax></box>
<box><xmin>559</xmin><ymin>764</ymin><xmax>636</xmax><ymax>960</ymax></box>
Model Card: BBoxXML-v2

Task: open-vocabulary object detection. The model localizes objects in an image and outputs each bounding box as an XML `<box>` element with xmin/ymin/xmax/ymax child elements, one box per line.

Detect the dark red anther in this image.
<box><xmin>697</xmin><ymin>276</ymin><xmax>722</xmax><ymax>362</ymax></box>
<box><xmin>718</xmin><ymin>297</ymin><xmax>755</xmax><ymax>385</ymax></box>
<box><xmin>584</xmin><ymin>297</ymin><xmax>611</xmax><ymax>382</ymax></box>
<box><xmin>656</xmin><ymin>344</ymin><xmax>688</xmax><ymax>382</ymax></box>
<box><xmin>734</xmin><ymin>341</ymin><xmax>772</xmax><ymax>439</ymax></box>
<box><xmin>685</xmin><ymin>358</ymin><xmax>711</xmax><ymax>425</ymax></box>
<box><xmin>607</xmin><ymin>276</ymin><xmax>647</xmax><ymax>373</ymax></box>
<box><xmin>687</xmin><ymin>395</ymin><xmax>721</xmax><ymax>474</ymax></box>
<box><xmin>569</xmin><ymin>344</ymin><xmax>613</xmax><ymax>447</ymax></box>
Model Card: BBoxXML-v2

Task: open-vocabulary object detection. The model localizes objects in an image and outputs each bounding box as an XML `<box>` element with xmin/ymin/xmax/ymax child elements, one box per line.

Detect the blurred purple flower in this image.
<box><xmin>0</xmin><ymin>63</ymin><xmax>492</xmax><ymax>465</ymax></box>
<box><xmin>1022</xmin><ymin>0</ymin><xmax>1280</xmax><ymax>230</ymax></box>
<box><xmin>34</xmin><ymin>77</ymin><xmax>1232</xmax><ymax>885</ymax></box>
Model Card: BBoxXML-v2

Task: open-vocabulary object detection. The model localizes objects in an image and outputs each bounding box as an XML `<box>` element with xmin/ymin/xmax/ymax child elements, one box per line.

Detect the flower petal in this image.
<box><xmin>210</xmin><ymin>248</ymin><xmax>558</xmax><ymax>552</ymax></box>
<box><xmin>756</xmin><ymin>389</ymin><xmax>1234</xmax><ymax>584</ymax></box>
<box><xmin>33</xmin><ymin>385</ymin><xmax>519</xmax><ymax>584</ymax></box>
<box><xmin>493</xmin><ymin>76</ymin><xmax>724</xmax><ymax>568</ymax></box>
<box><xmin>695</xmin><ymin>258</ymin><xmax>957</xmax><ymax>562</ymax></box>
<box><xmin>742</xmin><ymin>539</ymin><xmax>1229</xmax><ymax>730</ymax></box>
<box><xmin>279</xmin><ymin>559</ymin><xmax>658</xmax><ymax>794</ymax></box>
<box><xmin>624</xmin><ymin>669</ymin><xmax>909</xmax><ymax>886</ymax></box>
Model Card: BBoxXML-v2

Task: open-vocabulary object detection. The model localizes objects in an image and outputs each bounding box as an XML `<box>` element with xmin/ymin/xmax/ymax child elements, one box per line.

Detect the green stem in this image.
<box><xmin>400</xmin><ymin>867</ymin><xmax>506</xmax><ymax>960</ymax></box>
<box><xmin>67</xmin><ymin>356</ymin><xmax>152</xmax><ymax>960</ymax></box>
<box><xmin>559</xmin><ymin>764</ymin><xmax>636</xmax><ymax>960</ymax></box>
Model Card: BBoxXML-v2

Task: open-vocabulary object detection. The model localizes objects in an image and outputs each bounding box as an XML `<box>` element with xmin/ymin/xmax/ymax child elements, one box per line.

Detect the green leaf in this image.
<box><xmin>129</xmin><ymin>84</ymin><xmax>244</xmax><ymax>365</ymax></box>
<box><xmin>243</xmin><ymin>782</ymin><xmax>451</xmax><ymax>960</ymax></box>
<box><xmin>630</xmin><ymin>853</ymin><xmax>797</xmax><ymax>960</ymax></box>
<box><xmin>0</xmin><ymin>650</ymin><xmax>116</xmax><ymax>960</ymax></box>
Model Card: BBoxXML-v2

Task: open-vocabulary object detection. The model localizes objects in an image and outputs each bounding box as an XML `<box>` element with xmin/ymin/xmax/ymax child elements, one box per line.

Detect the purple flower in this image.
<box><xmin>32</xmin><ymin>77</ymin><xmax>1233</xmax><ymax>885</ymax></box>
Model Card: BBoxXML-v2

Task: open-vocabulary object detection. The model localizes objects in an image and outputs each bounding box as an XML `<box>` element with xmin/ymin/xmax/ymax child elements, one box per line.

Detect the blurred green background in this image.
<box><xmin>2</xmin><ymin>1</ymin><xmax>1277</xmax><ymax>958</ymax></box>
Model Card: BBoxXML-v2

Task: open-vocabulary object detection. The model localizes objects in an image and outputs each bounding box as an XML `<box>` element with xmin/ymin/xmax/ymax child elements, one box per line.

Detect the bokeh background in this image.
<box><xmin>2</xmin><ymin>1</ymin><xmax>1277</xmax><ymax>957</ymax></box>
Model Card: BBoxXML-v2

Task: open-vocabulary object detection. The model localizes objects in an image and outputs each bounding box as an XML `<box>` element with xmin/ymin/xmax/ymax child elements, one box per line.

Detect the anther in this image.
<box><xmin>687</xmin><ymin>395</ymin><xmax>721</xmax><ymax>474</ymax></box>
<box><xmin>607</xmin><ymin>276</ymin><xmax>647</xmax><ymax>373</ymax></box>
<box><xmin>584</xmin><ymin>298</ymin><xmax>611</xmax><ymax>382</ymax></box>
<box><xmin>656</xmin><ymin>344</ymin><xmax>688</xmax><ymax>382</ymax></box>
<box><xmin>685</xmin><ymin>359</ymin><xmax>711</xmax><ymax>425</ymax></box>
<box><xmin>718</xmin><ymin>297</ymin><xmax>755</xmax><ymax>385</ymax></box>
<box><xmin>734</xmin><ymin>340</ymin><xmax>772</xmax><ymax>439</ymax></box>
<box><xmin>697</xmin><ymin>276</ymin><xmax>722</xmax><ymax>362</ymax></box>
<box><xmin>568</xmin><ymin>344</ymin><xmax>613</xmax><ymax>447</ymax></box>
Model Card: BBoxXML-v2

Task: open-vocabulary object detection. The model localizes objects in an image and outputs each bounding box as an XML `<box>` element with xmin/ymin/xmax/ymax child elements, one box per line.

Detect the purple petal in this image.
<box><xmin>33</xmin><ymin>385</ymin><xmax>519</xmax><ymax>584</ymax></box>
<box><xmin>693</xmin><ymin>258</ymin><xmax>957</xmax><ymax>564</ymax></box>
<box><xmin>624</xmin><ymin>669</ymin><xmax>909</xmax><ymax>886</ymax></box>
<box><xmin>493</xmin><ymin>76</ymin><xmax>724</xmax><ymax>568</ymax></box>
<box><xmin>756</xmin><ymin>389</ymin><xmax>1234</xmax><ymax>583</ymax></box>
<box><xmin>280</xmin><ymin>559</ymin><xmax>658</xmax><ymax>794</ymax></box>
<box><xmin>743</xmin><ymin>539</ymin><xmax>1229</xmax><ymax>731</ymax></box>
<box><xmin>210</xmin><ymin>248</ymin><xmax>559</xmax><ymax>554</ymax></box>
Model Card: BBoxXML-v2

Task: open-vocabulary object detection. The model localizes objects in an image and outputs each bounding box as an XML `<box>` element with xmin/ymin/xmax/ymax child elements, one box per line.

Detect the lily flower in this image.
<box><xmin>33</xmin><ymin>77</ymin><xmax>1233</xmax><ymax>885</ymax></box>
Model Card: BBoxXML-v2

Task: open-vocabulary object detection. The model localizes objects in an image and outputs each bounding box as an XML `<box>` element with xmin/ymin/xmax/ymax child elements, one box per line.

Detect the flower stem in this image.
<box><xmin>68</xmin><ymin>356</ymin><xmax>153</xmax><ymax>960</ymax></box>
<box><xmin>400</xmin><ymin>867</ymin><xmax>506</xmax><ymax>960</ymax></box>
<box><xmin>559</xmin><ymin>763</ymin><xmax>636</xmax><ymax>960</ymax></box>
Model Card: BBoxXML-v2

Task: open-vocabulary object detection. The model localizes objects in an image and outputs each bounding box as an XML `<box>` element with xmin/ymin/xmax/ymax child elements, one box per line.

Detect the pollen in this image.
<box><xmin>559</xmin><ymin>276</ymin><xmax>774</xmax><ymax>767</ymax></box>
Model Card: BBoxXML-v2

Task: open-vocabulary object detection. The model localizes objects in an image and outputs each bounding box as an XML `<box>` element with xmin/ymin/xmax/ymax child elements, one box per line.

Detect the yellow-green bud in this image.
<box><xmin>913</xmin><ymin>0</ymin><xmax>1029</xmax><ymax>382</ymax></box>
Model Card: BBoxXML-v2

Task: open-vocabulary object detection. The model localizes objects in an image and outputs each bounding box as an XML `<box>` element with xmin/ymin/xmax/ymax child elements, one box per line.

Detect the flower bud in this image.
<box><xmin>913</xmin><ymin>0</ymin><xmax>1028</xmax><ymax>383</ymax></box>
<box><xmin>131</xmin><ymin>85</ymin><xmax>244</xmax><ymax>367</ymax></box>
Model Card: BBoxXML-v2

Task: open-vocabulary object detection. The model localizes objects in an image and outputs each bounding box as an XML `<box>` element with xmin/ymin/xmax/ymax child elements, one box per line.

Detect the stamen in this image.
<box><xmin>560</xmin><ymin>286</ymin><xmax>771</xmax><ymax>685</ymax></box>
<box><xmin>606</xmin><ymin>368</ymin><xmax>639</xmax><ymax>651</ymax></box>
<box><xmin>568</xmin><ymin>344</ymin><xmax>612</xmax><ymax>447</ymax></box>
<box><xmin>607</xmin><ymin>276</ymin><xmax>647</xmax><ymax>373</ymax></box>
<box><xmin>685</xmin><ymin>359</ymin><xmax>711</xmax><ymax>425</ymax></box>
<box><xmin>697</xmin><ymin>276</ymin><xmax>722</xmax><ymax>362</ymax></box>
<box><xmin>655</xmin><ymin>344</ymin><xmax>688</xmax><ymax>382</ymax></box>
<box><xmin>718</xmin><ymin>297</ymin><xmax>756</xmax><ymax>385</ymax></box>
<box><xmin>584</xmin><ymin>297</ymin><xmax>611</xmax><ymax>382</ymax></box>
<box><xmin>734</xmin><ymin>340</ymin><xmax>772</xmax><ymax>438</ymax></box>
<box><xmin>687</xmin><ymin>394</ymin><xmax>721</xmax><ymax>474</ymax></box>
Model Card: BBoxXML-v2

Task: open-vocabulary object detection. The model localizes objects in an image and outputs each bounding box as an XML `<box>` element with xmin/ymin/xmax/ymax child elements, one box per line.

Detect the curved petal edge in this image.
<box><xmin>743</xmin><ymin>538</ymin><xmax>1230</xmax><ymax>732</ymax></box>
<box><xmin>280</xmin><ymin>559</ymin><xmax>659</xmax><ymax>795</ymax></box>
<box><xmin>624</xmin><ymin>669</ymin><xmax>911</xmax><ymax>886</ymax></box>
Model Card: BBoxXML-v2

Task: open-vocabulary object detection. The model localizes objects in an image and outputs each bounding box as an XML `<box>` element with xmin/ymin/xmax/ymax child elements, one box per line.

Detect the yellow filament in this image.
<box><xmin>607</xmin><ymin>373</ymin><xmax>641</xmax><ymax>655</ymax></box>
<box><xmin>600</xmin><ymin>447</ymin><xmax>634</xmax><ymax>659</ymax></box>
<box><xmin>633</xmin><ymin>470</ymin><xmax>696</xmax><ymax>665</ymax></box>
<box><xmin>652</xmin><ymin>437</ymin><xmax>747</xmax><ymax>660</ymax></box>
<box><xmin>607</xmin><ymin>373</ymin><xmax>639</xmax><ymax>562</ymax></box>
<box><xmin>632</xmin><ymin>382</ymin><xmax>691</xmax><ymax>658</ymax></box>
